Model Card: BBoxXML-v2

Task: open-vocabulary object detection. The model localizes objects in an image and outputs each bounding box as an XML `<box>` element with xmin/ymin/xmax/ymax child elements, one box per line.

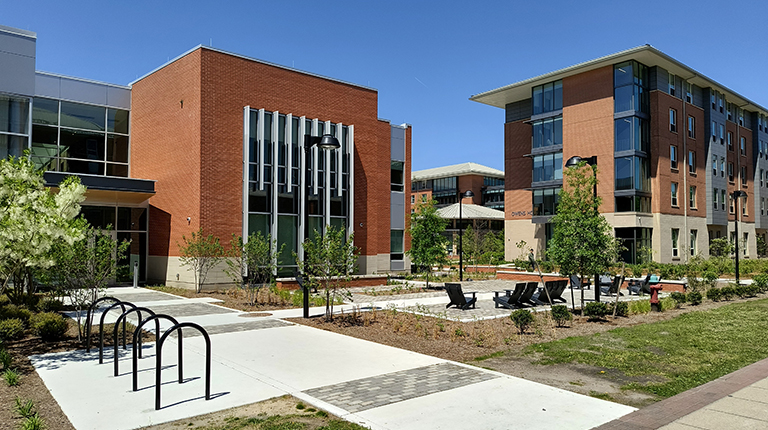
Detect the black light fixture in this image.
<box><xmin>732</xmin><ymin>189</ymin><xmax>748</xmax><ymax>285</ymax></box>
<box><xmin>301</xmin><ymin>133</ymin><xmax>341</xmax><ymax>318</ymax></box>
<box><xmin>459</xmin><ymin>189</ymin><xmax>475</xmax><ymax>282</ymax></box>
<box><xmin>564</xmin><ymin>155</ymin><xmax>600</xmax><ymax>302</ymax></box>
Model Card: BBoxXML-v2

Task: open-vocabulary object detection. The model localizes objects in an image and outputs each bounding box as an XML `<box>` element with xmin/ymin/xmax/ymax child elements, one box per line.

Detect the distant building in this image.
<box><xmin>411</xmin><ymin>162</ymin><xmax>504</xmax><ymax>210</ymax></box>
<box><xmin>471</xmin><ymin>45</ymin><xmax>768</xmax><ymax>264</ymax></box>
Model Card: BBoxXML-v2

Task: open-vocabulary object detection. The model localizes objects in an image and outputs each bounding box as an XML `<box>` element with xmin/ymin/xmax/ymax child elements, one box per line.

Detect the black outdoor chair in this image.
<box><xmin>628</xmin><ymin>274</ymin><xmax>652</xmax><ymax>296</ymax></box>
<box><xmin>493</xmin><ymin>282</ymin><xmax>526</xmax><ymax>309</ymax></box>
<box><xmin>601</xmin><ymin>275</ymin><xmax>624</xmax><ymax>297</ymax></box>
<box><xmin>445</xmin><ymin>283</ymin><xmax>477</xmax><ymax>310</ymax></box>
<box><xmin>517</xmin><ymin>281</ymin><xmax>540</xmax><ymax>306</ymax></box>
<box><xmin>535</xmin><ymin>280</ymin><xmax>568</xmax><ymax>304</ymax></box>
<box><xmin>570</xmin><ymin>274</ymin><xmax>591</xmax><ymax>290</ymax></box>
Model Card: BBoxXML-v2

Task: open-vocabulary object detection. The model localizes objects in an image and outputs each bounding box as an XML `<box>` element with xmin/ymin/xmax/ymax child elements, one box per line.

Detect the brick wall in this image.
<box><xmin>504</xmin><ymin>120</ymin><xmax>532</xmax><ymax>220</ymax></box>
<box><xmin>457</xmin><ymin>174</ymin><xmax>485</xmax><ymax>204</ymax></box>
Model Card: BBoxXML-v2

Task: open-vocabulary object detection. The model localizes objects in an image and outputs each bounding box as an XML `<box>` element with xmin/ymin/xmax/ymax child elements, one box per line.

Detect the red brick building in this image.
<box><xmin>471</xmin><ymin>45</ymin><xmax>768</xmax><ymax>264</ymax></box>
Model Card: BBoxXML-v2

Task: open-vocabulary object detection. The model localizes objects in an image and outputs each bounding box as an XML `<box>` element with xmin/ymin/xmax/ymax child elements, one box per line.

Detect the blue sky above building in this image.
<box><xmin>5</xmin><ymin>0</ymin><xmax>767</xmax><ymax>172</ymax></box>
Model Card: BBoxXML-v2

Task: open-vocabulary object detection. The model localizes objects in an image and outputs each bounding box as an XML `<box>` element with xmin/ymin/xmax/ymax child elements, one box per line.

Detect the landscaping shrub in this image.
<box><xmin>687</xmin><ymin>291</ymin><xmax>702</xmax><ymax>306</ymax></box>
<box><xmin>37</xmin><ymin>297</ymin><xmax>63</xmax><ymax>313</ymax></box>
<box><xmin>706</xmin><ymin>288</ymin><xmax>722</xmax><ymax>302</ymax></box>
<box><xmin>3</xmin><ymin>368</ymin><xmax>20</xmax><ymax>386</ymax></box>
<box><xmin>0</xmin><ymin>348</ymin><xmax>11</xmax><ymax>369</ymax></box>
<box><xmin>31</xmin><ymin>312</ymin><xmax>68</xmax><ymax>341</ymax></box>
<box><xmin>20</xmin><ymin>413</ymin><xmax>46</xmax><ymax>430</ymax></box>
<box><xmin>14</xmin><ymin>397</ymin><xmax>36</xmax><ymax>418</ymax></box>
<box><xmin>628</xmin><ymin>299</ymin><xmax>651</xmax><ymax>314</ymax></box>
<box><xmin>720</xmin><ymin>285</ymin><xmax>736</xmax><ymax>301</ymax></box>
<box><xmin>607</xmin><ymin>301</ymin><xmax>629</xmax><ymax>317</ymax></box>
<box><xmin>752</xmin><ymin>274</ymin><xmax>768</xmax><ymax>293</ymax></box>
<box><xmin>0</xmin><ymin>294</ymin><xmax>10</xmax><ymax>307</ymax></box>
<box><xmin>670</xmin><ymin>292</ymin><xmax>687</xmax><ymax>308</ymax></box>
<box><xmin>550</xmin><ymin>305</ymin><xmax>571</xmax><ymax>327</ymax></box>
<box><xmin>584</xmin><ymin>302</ymin><xmax>609</xmax><ymax>320</ymax></box>
<box><xmin>660</xmin><ymin>296</ymin><xmax>676</xmax><ymax>311</ymax></box>
<box><xmin>0</xmin><ymin>319</ymin><xmax>25</xmax><ymax>341</ymax></box>
<box><xmin>0</xmin><ymin>305</ymin><xmax>32</xmax><ymax>326</ymax></box>
<box><xmin>538</xmin><ymin>260</ymin><xmax>555</xmax><ymax>273</ymax></box>
<box><xmin>510</xmin><ymin>309</ymin><xmax>534</xmax><ymax>334</ymax></box>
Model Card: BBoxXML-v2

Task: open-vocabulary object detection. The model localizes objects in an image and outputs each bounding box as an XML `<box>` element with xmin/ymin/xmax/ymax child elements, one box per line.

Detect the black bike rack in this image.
<box><xmin>85</xmin><ymin>296</ymin><xmax>125</xmax><ymax>352</ymax></box>
<box><xmin>132</xmin><ymin>313</ymin><xmax>182</xmax><ymax>392</ymax></box>
<box><xmin>98</xmin><ymin>301</ymin><xmax>136</xmax><ymax>364</ymax></box>
<box><xmin>155</xmin><ymin>322</ymin><xmax>211</xmax><ymax>410</ymax></box>
<box><xmin>113</xmin><ymin>307</ymin><xmax>156</xmax><ymax>376</ymax></box>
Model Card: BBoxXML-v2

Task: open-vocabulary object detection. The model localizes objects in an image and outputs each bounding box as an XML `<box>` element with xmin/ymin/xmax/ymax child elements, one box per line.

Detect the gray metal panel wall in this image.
<box><xmin>35</xmin><ymin>73</ymin><xmax>131</xmax><ymax>109</ymax></box>
<box><xmin>390</xmin><ymin>125</ymin><xmax>405</xmax><ymax>162</ymax></box>
<box><xmin>391</xmin><ymin>192</ymin><xmax>405</xmax><ymax>230</ymax></box>
<box><xmin>706</xmin><ymin>87</ymin><xmax>728</xmax><ymax>226</ymax></box>
<box><xmin>0</xmin><ymin>29</ymin><xmax>36</xmax><ymax>96</ymax></box>
<box><xmin>505</xmin><ymin>99</ymin><xmax>531</xmax><ymax>123</ymax></box>
<box><xmin>691</xmin><ymin>84</ymin><xmax>706</xmax><ymax>109</ymax></box>
<box><xmin>649</xmin><ymin>66</ymin><xmax>662</xmax><ymax>91</ymax></box>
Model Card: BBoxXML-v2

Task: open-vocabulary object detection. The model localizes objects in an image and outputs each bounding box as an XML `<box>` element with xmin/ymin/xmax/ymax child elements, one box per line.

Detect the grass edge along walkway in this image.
<box><xmin>524</xmin><ymin>298</ymin><xmax>768</xmax><ymax>398</ymax></box>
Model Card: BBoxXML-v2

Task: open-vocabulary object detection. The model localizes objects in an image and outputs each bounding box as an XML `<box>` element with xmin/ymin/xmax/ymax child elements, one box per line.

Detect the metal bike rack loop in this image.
<box><xmin>155</xmin><ymin>322</ymin><xmax>211</xmax><ymax>410</ymax></box>
<box><xmin>113</xmin><ymin>307</ymin><xmax>156</xmax><ymax>376</ymax></box>
<box><xmin>131</xmin><ymin>313</ymin><xmax>182</xmax><ymax>392</ymax></box>
<box><xmin>85</xmin><ymin>296</ymin><xmax>124</xmax><ymax>352</ymax></box>
<box><xmin>98</xmin><ymin>301</ymin><xmax>136</xmax><ymax>364</ymax></box>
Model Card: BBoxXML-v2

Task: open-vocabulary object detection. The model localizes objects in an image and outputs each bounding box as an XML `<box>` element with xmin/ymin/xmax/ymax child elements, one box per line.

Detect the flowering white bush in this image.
<box><xmin>0</xmin><ymin>154</ymin><xmax>86</xmax><ymax>295</ymax></box>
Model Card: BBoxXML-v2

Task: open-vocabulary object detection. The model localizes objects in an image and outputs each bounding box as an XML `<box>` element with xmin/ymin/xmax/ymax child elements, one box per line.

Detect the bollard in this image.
<box><xmin>133</xmin><ymin>261</ymin><xmax>139</xmax><ymax>288</ymax></box>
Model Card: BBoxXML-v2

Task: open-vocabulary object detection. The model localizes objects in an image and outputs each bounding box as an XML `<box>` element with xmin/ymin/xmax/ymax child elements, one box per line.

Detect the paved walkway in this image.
<box><xmin>36</xmin><ymin>286</ymin><xmax>636</xmax><ymax>430</ymax></box>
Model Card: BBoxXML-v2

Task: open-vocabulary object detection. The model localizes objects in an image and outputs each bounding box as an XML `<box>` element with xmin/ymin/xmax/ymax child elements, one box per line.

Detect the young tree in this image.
<box><xmin>547</xmin><ymin>162</ymin><xmax>620</xmax><ymax>311</ymax></box>
<box><xmin>225</xmin><ymin>232</ymin><xmax>283</xmax><ymax>306</ymax></box>
<box><xmin>480</xmin><ymin>230</ymin><xmax>505</xmax><ymax>266</ymax></box>
<box><xmin>0</xmin><ymin>154</ymin><xmax>86</xmax><ymax>302</ymax></box>
<box><xmin>461</xmin><ymin>224</ymin><xmax>482</xmax><ymax>267</ymax></box>
<box><xmin>296</xmin><ymin>225</ymin><xmax>358</xmax><ymax>321</ymax></box>
<box><xmin>407</xmin><ymin>200</ymin><xmax>449</xmax><ymax>288</ymax></box>
<box><xmin>49</xmin><ymin>227</ymin><xmax>130</xmax><ymax>340</ymax></box>
<box><xmin>178</xmin><ymin>228</ymin><xmax>225</xmax><ymax>293</ymax></box>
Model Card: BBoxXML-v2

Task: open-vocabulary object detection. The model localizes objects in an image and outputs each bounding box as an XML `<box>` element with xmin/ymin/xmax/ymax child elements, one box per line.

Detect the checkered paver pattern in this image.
<box><xmin>302</xmin><ymin>363</ymin><xmax>499</xmax><ymax>413</ymax></box>
<box><xmin>164</xmin><ymin>319</ymin><xmax>291</xmax><ymax>338</ymax></box>
<box><xmin>143</xmin><ymin>302</ymin><xmax>238</xmax><ymax>317</ymax></box>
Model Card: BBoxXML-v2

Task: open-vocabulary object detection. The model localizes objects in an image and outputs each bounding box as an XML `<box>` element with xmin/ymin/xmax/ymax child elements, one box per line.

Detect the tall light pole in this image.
<box><xmin>564</xmin><ymin>155</ymin><xmax>600</xmax><ymax>302</ymax></box>
<box><xmin>302</xmin><ymin>134</ymin><xmax>341</xmax><ymax>318</ymax></box>
<box><xmin>459</xmin><ymin>190</ymin><xmax>474</xmax><ymax>282</ymax></box>
<box><xmin>732</xmin><ymin>190</ymin><xmax>747</xmax><ymax>285</ymax></box>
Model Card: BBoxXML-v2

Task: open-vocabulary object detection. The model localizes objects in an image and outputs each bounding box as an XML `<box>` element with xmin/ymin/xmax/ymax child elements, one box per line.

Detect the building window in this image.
<box><xmin>688</xmin><ymin>116</ymin><xmax>695</xmax><ymax>138</ymax></box>
<box><xmin>615</xmin><ymin>196</ymin><xmax>651</xmax><ymax>213</ymax></box>
<box><xmin>615</xmin><ymin>156</ymin><xmax>650</xmax><ymax>191</ymax></box>
<box><xmin>762</xmin><ymin>169</ymin><xmax>765</xmax><ymax>188</ymax></box>
<box><xmin>669</xmin><ymin>109</ymin><xmax>677</xmax><ymax>132</ymax></box>
<box><xmin>718</xmin><ymin>95</ymin><xmax>724</xmax><ymax>113</ymax></box>
<box><xmin>690</xmin><ymin>230</ymin><xmax>697</xmax><ymax>256</ymax></box>
<box><xmin>727</xmin><ymin>102</ymin><xmax>733</xmax><ymax>121</ymax></box>
<box><xmin>672</xmin><ymin>228</ymin><xmax>679</xmax><ymax>258</ymax></box>
<box><xmin>743</xmin><ymin>233</ymin><xmax>749</xmax><ymax>257</ymax></box>
<box><xmin>689</xmin><ymin>186</ymin><xmax>697</xmax><ymax>209</ymax></box>
<box><xmin>390</xmin><ymin>230</ymin><xmax>404</xmax><ymax>261</ymax></box>
<box><xmin>532</xmin><ymin>80</ymin><xmax>563</xmax><ymax>115</ymax></box>
<box><xmin>688</xmin><ymin>150</ymin><xmax>696</xmax><ymax>174</ymax></box>
<box><xmin>712</xmin><ymin>155</ymin><xmax>717</xmax><ymax>176</ymax></box>
<box><xmin>532</xmin><ymin>152</ymin><xmax>563</xmax><ymax>182</ymax></box>
<box><xmin>721</xmin><ymin>189</ymin><xmax>726</xmax><ymax>210</ymax></box>
<box><xmin>743</xmin><ymin>196</ymin><xmax>748</xmax><ymax>216</ymax></box>
<box><xmin>615</xmin><ymin>117</ymin><xmax>649</xmax><ymax>152</ymax></box>
<box><xmin>762</xmin><ymin>198</ymin><xmax>765</xmax><ymax>216</ymax></box>
<box><xmin>411</xmin><ymin>195</ymin><xmax>415</xmax><ymax>204</ymax></box>
<box><xmin>728</xmin><ymin>162</ymin><xmax>734</xmax><ymax>182</ymax></box>
<box><xmin>741</xmin><ymin>166</ymin><xmax>747</xmax><ymax>186</ymax></box>
<box><xmin>719</xmin><ymin>124</ymin><xmax>724</xmax><ymax>144</ymax></box>
<box><xmin>711</xmin><ymin>90</ymin><xmax>716</xmax><ymax>110</ymax></box>
<box><xmin>391</xmin><ymin>161</ymin><xmax>404</xmax><ymax>192</ymax></box>
<box><xmin>740</xmin><ymin>136</ymin><xmax>746</xmax><ymax>155</ymax></box>
<box><xmin>739</xmin><ymin>109</ymin><xmax>744</xmax><ymax>126</ymax></box>
<box><xmin>532</xmin><ymin>187</ymin><xmax>561</xmax><ymax>216</ymax></box>
<box><xmin>720</xmin><ymin>157</ymin><xmax>725</xmax><ymax>177</ymax></box>
<box><xmin>532</xmin><ymin>116</ymin><xmax>563</xmax><ymax>148</ymax></box>
<box><xmin>614</xmin><ymin>61</ymin><xmax>648</xmax><ymax>113</ymax></box>
<box><xmin>668</xmin><ymin>73</ymin><xmax>676</xmax><ymax>96</ymax></box>
<box><xmin>730</xmin><ymin>194</ymin><xmax>735</xmax><ymax>213</ymax></box>
<box><xmin>685</xmin><ymin>82</ymin><xmax>693</xmax><ymax>103</ymax></box>
<box><xmin>711</xmin><ymin>121</ymin><xmax>716</xmax><ymax>140</ymax></box>
<box><xmin>671</xmin><ymin>182</ymin><xmax>678</xmax><ymax>207</ymax></box>
<box><xmin>714</xmin><ymin>188</ymin><xmax>719</xmax><ymax>210</ymax></box>
<box><xmin>421</xmin><ymin>194</ymin><xmax>427</xmax><ymax>202</ymax></box>
<box><xmin>670</xmin><ymin>145</ymin><xmax>678</xmax><ymax>169</ymax></box>
<box><xmin>728</xmin><ymin>132</ymin><xmax>733</xmax><ymax>151</ymax></box>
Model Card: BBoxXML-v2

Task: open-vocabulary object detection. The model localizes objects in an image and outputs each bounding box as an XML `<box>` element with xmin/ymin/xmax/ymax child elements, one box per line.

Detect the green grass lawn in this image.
<box><xmin>525</xmin><ymin>299</ymin><xmax>768</xmax><ymax>398</ymax></box>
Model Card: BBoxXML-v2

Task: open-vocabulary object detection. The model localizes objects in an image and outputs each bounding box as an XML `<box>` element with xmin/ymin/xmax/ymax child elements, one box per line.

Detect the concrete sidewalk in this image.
<box><xmin>35</xmin><ymin>286</ymin><xmax>637</xmax><ymax>429</ymax></box>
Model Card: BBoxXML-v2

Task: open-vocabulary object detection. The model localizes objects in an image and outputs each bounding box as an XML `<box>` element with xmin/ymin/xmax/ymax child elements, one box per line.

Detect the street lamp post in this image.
<box><xmin>564</xmin><ymin>155</ymin><xmax>600</xmax><ymax>302</ymax></box>
<box><xmin>732</xmin><ymin>190</ymin><xmax>747</xmax><ymax>285</ymax></box>
<box><xmin>459</xmin><ymin>190</ymin><xmax>475</xmax><ymax>282</ymax></box>
<box><xmin>302</xmin><ymin>134</ymin><xmax>341</xmax><ymax>318</ymax></box>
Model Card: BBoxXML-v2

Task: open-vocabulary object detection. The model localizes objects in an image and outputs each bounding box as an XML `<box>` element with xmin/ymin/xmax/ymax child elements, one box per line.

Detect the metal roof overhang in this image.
<box><xmin>44</xmin><ymin>172</ymin><xmax>156</xmax><ymax>205</ymax></box>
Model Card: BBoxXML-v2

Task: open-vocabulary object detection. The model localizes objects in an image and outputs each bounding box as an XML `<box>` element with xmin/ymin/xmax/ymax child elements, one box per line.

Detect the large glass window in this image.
<box><xmin>532</xmin><ymin>152</ymin><xmax>563</xmax><ymax>182</ymax></box>
<box><xmin>532</xmin><ymin>80</ymin><xmax>563</xmax><ymax>115</ymax></box>
<box><xmin>532</xmin><ymin>116</ymin><xmax>562</xmax><ymax>148</ymax></box>
<box><xmin>616</xmin><ymin>227</ymin><xmax>651</xmax><ymax>264</ymax></box>
<box><xmin>390</xmin><ymin>230</ymin><xmax>404</xmax><ymax>261</ymax></box>
<box><xmin>0</xmin><ymin>95</ymin><xmax>30</xmax><ymax>160</ymax></box>
<box><xmin>614</xmin><ymin>61</ymin><xmax>648</xmax><ymax>114</ymax></box>
<box><xmin>391</xmin><ymin>161</ymin><xmax>404</xmax><ymax>191</ymax></box>
<box><xmin>615</xmin><ymin>156</ymin><xmax>649</xmax><ymax>191</ymax></box>
<box><xmin>532</xmin><ymin>187</ymin><xmax>560</xmax><ymax>216</ymax></box>
<box><xmin>672</xmin><ymin>228</ymin><xmax>679</xmax><ymax>257</ymax></box>
<box><xmin>614</xmin><ymin>117</ymin><xmax>649</xmax><ymax>152</ymax></box>
<box><xmin>615</xmin><ymin>196</ymin><xmax>650</xmax><ymax>213</ymax></box>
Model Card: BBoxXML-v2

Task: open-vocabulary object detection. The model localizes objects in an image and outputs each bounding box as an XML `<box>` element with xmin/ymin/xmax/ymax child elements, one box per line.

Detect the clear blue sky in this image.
<box><xmin>4</xmin><ymin>0</ymin><xmax>768</xmax><ymax>172</ymax></box>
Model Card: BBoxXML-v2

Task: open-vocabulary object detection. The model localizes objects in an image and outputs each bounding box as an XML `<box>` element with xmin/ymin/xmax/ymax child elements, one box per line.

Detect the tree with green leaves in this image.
<box><xmin>461</xmin><ymin>224</ymin><xmax>482</xmax><ymax>267</ymax></box>
<box><xmin>0</xmin><ymin>154</ymin><xmax>86</xmax><ymax>302</ymax></box>
<box><xmin>48</xmin><ymin>227</ymin><xmax>130</xmax><ymax>340</ymax></box>
<box><xmin>547</xmin><ymin>162</ymin><xmax>620</xmax><ymax>311</ymax></box>
<box><xmin>225</xmin><ymin>232</ymin><xmax>283</xmax><ymax>306</ymax></box>
<box><xmin>407</xmin><ymin>199</ymin><xmax>449</xmax><ymax>288</ymax></box>
<box><xmin>296</xmin><ymin>225</ymin><xmax>358</xmax><ymax>321</ymax></box>
<box><xmin>480</xmin><ymin>230</ymin><xmax>505</xmax><ymax>266</ymax></box>
<box><xmin>178</xmin><ymin>228</ymin><xmax>225</xmax><ymax>293</ymax></box>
